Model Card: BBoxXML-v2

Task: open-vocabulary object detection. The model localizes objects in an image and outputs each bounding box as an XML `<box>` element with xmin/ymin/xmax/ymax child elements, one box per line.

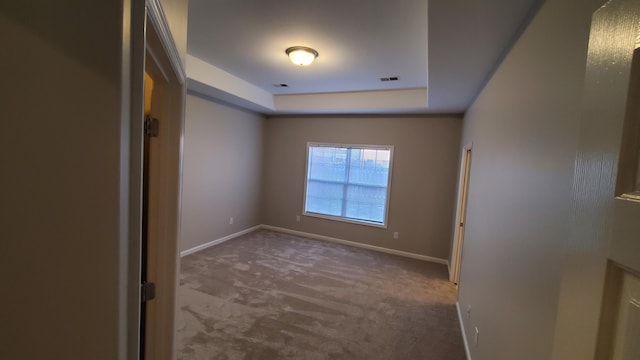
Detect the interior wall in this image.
<box><xmin>0</xmin><ymin>1</ymin><xmax>189</xmax><ymax>358</ymax></box>
<box><xmin>180</xmin><ymin>94</ymin><xmax>265</xmax><ymax>252</ymax></box>
<box><xmin>262</xmin><ymin>115</ymin><xmax>462</xmax><ymax>260</ymax></box>
<box><xmin>456</xmin><ymin>0</ymin><xmax>602</xmax><ymax>359</ymax></box>
<box><xmin>0</xmin><ymin>2</ymin><xmax>128</xmax><ymax>359</ymax></box>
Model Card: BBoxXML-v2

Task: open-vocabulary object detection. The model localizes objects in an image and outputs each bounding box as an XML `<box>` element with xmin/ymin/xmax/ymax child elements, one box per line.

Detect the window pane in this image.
<box><xmin>308</xmin><ymin>146</ymin><xmax>347</xmax><ymax>182</ymax></box>
<box><xmin>349</xmin><ymin>148</ymin><xmax>391</xmax><ymax>186</ymax></box>
<box><xmin>305</xmin><ymin>180</ymin><xmax>343</xmax><ymax>216</ymax></box>
<box><xmin>345</xmin><ymin>184</ymin><xmax>387</xmax><ymax>223</ymax></box>
<box><xmin>305</xmin><ymin>144</ymin><xmax>392</xmax><ymax>226</ymax></box>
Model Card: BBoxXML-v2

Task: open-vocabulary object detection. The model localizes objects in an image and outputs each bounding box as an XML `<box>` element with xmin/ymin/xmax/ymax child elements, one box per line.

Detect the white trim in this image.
<box><xmin>302</xmin><ymin>212</ymin><xmax>388</xmax><ymax>229</ymax></box>
<box><xmin>302</xmin><ymin>142</ymin><xmax>394</xmax><ymax>228</ymax></box>
<box><xmin>146</xmin><ymin>0</ymin><xmax>186</xmax><ymax>84</ymax></box>
<box><xmin>456</xmin><ymin>302</ymin><xmax>472</xmax><ymax>360</ymax></box>
<box><xmin>307</xmin><ymin>142</ymin><xmax>395</xmax><ymax>151</ymax></box>
<box><xmin>180</xmin><ymin>225</ymin><xmax>262</xmax><ymax>257</ymax></box>
<box><xmin>180</xmin><ymin>224</ymin><xmax>450</xmax><ymax>266</ymax></box>
<box><xmin>261</xmin><ymin>225</ymin><xmax>449</xmax><ymax>265</ymax></box>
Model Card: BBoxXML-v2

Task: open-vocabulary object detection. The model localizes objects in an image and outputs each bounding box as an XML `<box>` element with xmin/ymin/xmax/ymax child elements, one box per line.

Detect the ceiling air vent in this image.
<box><xmin>380</xmin><ymin>76</ymin><xmax>399</xmax><ymax>82</ymax></box>
<box><xmin>274</xmin><ymin>83</ymin><xmax>289</xmax><ymax>87</ymax></box>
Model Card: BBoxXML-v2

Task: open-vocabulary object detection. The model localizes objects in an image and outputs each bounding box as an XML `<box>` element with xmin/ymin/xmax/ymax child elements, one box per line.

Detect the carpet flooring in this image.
<box><xmin>177</xmin><ymin>230</ymin><xmax>466</xmax><ymax>360</ymax></box>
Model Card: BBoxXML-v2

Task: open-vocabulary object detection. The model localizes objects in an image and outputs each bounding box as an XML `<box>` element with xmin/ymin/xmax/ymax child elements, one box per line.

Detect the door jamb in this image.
<box><xmin>450</xmin><ymin>143</ymin><xmax>473</xmax><ymax>284</ymax></box>
<box><xmin>125</xmin><ymin>0</ymin><xmax>185</xmax><ymax>358</ymax></box>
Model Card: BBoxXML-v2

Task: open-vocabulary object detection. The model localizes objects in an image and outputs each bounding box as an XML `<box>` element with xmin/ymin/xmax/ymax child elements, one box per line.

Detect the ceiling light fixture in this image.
<box><xmin>285</xmin><ymin>46</ymin><xmax>319</xmax><ymax>66</ymax></box>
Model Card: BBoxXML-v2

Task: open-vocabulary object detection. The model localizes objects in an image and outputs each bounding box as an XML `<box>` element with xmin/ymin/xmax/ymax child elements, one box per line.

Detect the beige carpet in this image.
<box><xmin>177</xmin><ymin>229</ymin><xmax>466</xmax><ymax>359</ymax></box>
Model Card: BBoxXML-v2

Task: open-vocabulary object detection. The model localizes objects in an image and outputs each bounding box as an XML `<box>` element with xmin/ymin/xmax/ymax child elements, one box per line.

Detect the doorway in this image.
<box><xmin>450</xmin><ymin>143</ymin><xmax>472</xmax><ymax>285</ymax></box>
<box><xmin>132</xmin><ymin>3</ymin><xmax>186</xmax><ymax>359</ymax></box>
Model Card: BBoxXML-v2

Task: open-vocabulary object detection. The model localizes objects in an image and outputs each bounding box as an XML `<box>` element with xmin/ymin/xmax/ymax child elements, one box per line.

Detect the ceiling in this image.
<box><xmin>186</xmin><ymin>0</ymin><xmax>540</xmax><ymax>115</ymax></box>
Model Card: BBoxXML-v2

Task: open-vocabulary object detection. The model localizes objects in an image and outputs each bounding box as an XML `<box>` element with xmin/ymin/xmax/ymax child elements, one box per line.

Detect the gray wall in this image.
<box><xmin>262</xmin><ymin>115</ymin><xmax>462</xmax><ymax>260</ymax></box>
<box><xmin>180</xmin><ymin>94</ymin><xmax>265</xmax><ymax>252</ymax></box>
<box><xmin>0</xmin><ymin>2</ymin><xmax>187</xmax><ymax>358</ymax></box>
<box><xmin>457</xmin><ymin>0</ymin><xmax>602</xmax><ymax>359</ymax></box>
<box><xmin>0</xmin><ymin>1</ymin><xmax>190</xmax><ymax>358</ymax></box>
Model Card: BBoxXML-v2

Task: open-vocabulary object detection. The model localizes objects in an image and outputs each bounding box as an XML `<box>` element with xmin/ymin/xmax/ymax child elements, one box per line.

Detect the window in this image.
<box><xmin>303</xmin><ymin>143</ymin><xmax>394</xmax><ymax>227</ymax></box>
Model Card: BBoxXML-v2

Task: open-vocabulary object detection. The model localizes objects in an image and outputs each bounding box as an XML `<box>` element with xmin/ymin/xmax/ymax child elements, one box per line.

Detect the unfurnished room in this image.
<box><xmin>3</xmin><ymin>0</ymin><xmax>640</xmax><ymax>359</ymax></box>
<box><xmin>175</xmin><ymin>0</ymin><xmax>470</xmax><ymax>357</ymax></box>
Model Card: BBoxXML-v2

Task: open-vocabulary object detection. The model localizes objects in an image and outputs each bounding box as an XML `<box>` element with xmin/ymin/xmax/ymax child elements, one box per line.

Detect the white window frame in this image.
<box><xmin>302</xmin><ymin>142</ymin><xmax>394</xmax><ymax>228</ymax></box>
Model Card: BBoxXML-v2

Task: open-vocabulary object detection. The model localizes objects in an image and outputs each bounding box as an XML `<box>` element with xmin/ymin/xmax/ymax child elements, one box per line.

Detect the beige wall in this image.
<box><xmin>0</xmin><ymin>1</ymin><xmax>188</xmax><ymax>359</ymax></box>
<box><xmin>180</xmin><ymin>94</ymin><xmax>265</xmax><ymax>252</ymax></box>
<box><xmin>1</xmin><ymin>2</ymin><xmax>129</xmax><ymax>359</ymax></box>
<box><xmin>457</xmin><ymin>0</ymin><xmax>602</xmax><ymax>359</ymax></box>
<box><xmin>261</xmin><ymin>115</ymin><xmax>462</xmax><ymax>260</ymax></box>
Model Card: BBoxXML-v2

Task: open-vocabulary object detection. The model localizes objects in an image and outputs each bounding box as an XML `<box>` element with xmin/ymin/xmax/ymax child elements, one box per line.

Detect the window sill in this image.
<box><xmin>303</xmin><ymin>211</ymin><xmax>388</xmax><ymax>229</ymax></box>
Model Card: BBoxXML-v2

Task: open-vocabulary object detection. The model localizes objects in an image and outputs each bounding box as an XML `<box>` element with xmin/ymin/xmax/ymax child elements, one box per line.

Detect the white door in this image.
<box><xmin>584</xmin><ymin>0</ymin><xmax>640</xmax><ymax>358</ymax></box>
<box><xmin>611</xmin><ymin>272</ymin><xmax>640</xmax><ymax>360</ymax></box>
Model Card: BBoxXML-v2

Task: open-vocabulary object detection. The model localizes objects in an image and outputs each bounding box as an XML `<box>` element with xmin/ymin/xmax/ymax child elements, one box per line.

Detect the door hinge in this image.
<box><xmin>144</xmin><ymin>116</ymin><xmax>159</xmax><ymax>138</ymax></box>
<box><xmin>141</xmin><ymin>281</ymin><xmax>156</xmax><ymax>302</ymax></box>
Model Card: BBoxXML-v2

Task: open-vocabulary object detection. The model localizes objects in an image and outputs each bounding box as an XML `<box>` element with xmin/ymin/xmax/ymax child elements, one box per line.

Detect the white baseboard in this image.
<box><xmin>181</xmin><ymin>224</ymin><xmax>451</xmax><ymax>267</ymax></box>
<box><xmin>261</xmin><ymin>225</ymin><xmax>449</xmax><ymax>266</ymax></box>
<box><xmin>180</xmin><ymin>225</ymin><xmax>262</xmax><ymax>257</ymax></box>
<box><xmin>456</xmin><ymin>302</ymin><xmax>472</xmax><ymax>360</ymax></box>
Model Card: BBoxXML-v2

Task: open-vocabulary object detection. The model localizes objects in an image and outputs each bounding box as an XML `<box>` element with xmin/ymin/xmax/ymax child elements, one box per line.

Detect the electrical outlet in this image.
<box><xmin>466</xmin><ymin>304</ymin><xmax>471</xmax><ymax>320</ymax></box>
<box><xmin>474</xmin><ymin>327</ymin><xmax>479</xmax><ymax>347</ymax></box>
<box><xmin>229</xmin><ymin>217</ymin><xmax>234</xmax><ymax>225</ymax></box>
<box><xmin>296</xmin><ymin>215</ymin><xmax>300</xmax><ymax>222</ymax></box>
<box><xmin>393</xmin><ymin>232</ymin><xmax>399</xmax><ymax>239</ymax></box>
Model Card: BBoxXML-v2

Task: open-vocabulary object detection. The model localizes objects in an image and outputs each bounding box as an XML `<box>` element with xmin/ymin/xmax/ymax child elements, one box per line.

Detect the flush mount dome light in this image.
<box><xmin>285</xmin><ymin>46</ymin><xmax>319</xmax><ymax>66</ymax></box>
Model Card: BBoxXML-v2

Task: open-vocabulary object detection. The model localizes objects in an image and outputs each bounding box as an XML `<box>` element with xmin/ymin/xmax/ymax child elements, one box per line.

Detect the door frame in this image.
<box><xmin>125</xmin><ymin>0</ymin><xmax>185</xmax><ymax>358</ymax></box>
<box><xmin>450</xmin><ymin>143</ymin><xmax>472</xmax><ymax>284</ymax></box>
<box><xmin>142</xmin><ymin>10</ymin><xmax>185</xmax><ymax>358</ymax></box>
